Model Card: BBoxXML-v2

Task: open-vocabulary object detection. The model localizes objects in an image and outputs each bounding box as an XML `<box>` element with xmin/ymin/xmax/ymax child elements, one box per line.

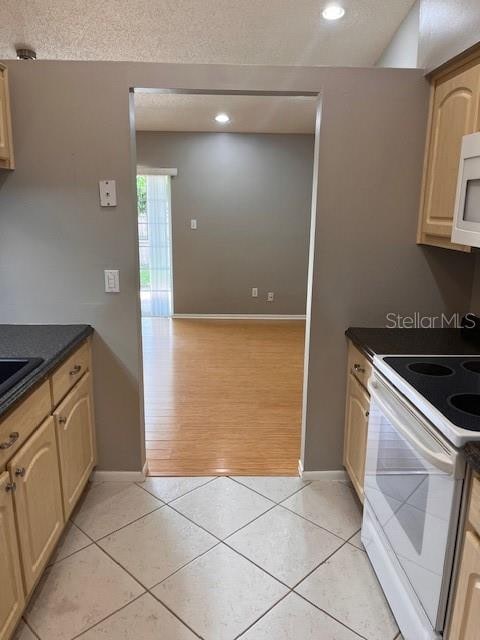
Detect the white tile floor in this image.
<box><xmin>16</xmin><ymin>477</ymin><xmax>404</xmax><ymax>640</ymax></box>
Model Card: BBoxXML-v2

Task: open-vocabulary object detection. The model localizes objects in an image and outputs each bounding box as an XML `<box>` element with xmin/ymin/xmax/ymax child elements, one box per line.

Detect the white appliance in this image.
<box><xmin>451</xmin><ymin>131</ymin><xmax>480</xmax><ymax>246</ymax></box>
<box><xmin>362</xmin><ymin>363</ymin><xmax>467</xmax><ymax>640</ymax></box>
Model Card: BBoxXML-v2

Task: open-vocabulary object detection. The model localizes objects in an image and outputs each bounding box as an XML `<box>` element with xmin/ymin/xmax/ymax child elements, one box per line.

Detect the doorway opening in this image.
<box><xmin>133</xmin><ymin>90</ymin><xmax>319</xmax><ymax>476</ymax></box>
<box><xmin>137</xmin><ymin>173</ymin><xmax>174</xmax><ymax>318</ymax></box>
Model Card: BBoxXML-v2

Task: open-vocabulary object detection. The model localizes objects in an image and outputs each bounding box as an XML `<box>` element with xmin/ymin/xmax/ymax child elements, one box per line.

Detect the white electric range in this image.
<box><xmin>362</xmin><ymin>355</ymin><xmax>480</xmax><ymax>640</ymax></box>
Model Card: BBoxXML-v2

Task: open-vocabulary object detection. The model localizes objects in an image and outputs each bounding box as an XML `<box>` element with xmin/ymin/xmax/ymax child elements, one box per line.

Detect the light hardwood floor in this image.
<box><xmin>142</xmin><ymin>318</ymin><xmax>305</xmax><ymax>476</ymax></box>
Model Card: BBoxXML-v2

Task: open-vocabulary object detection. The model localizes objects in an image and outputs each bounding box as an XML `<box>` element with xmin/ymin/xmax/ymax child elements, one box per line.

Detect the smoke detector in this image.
<box><xmin>16</xmin><ymin>47</ymin><xmax>37</xmax><ymax>60</ymax></box>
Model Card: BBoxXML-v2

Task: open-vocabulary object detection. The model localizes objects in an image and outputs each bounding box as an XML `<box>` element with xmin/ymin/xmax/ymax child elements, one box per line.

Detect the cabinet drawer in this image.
<box><xmin>347</xmin><ymin>341</ymin><xmax>372</xmax><ymax>391</ymax></box>
<box><xmin>469</xmin><ymin>475</ymin><xmax>480</xmax><ymax>535</ymax></box>
<box><xmin>51</xmin><ymin>341</ymin><xmax>90</xmax><ymax>407</ymax></box>
<box><xmin>0</xmin><ymin>380</ymin><xmax>51</xmax><ymax>470</ymax></box>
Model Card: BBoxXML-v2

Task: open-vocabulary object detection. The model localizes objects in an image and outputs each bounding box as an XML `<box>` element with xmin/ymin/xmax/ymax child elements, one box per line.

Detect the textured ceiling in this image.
<box><xmin>0</xmin><ymin>0</ymin><xmax>415</xmax><ymax>67</ymax></box>
<box><xmin>135</xmin><ymin>93</ymin><xmax>317</xmax><ymax>133</ymax></box>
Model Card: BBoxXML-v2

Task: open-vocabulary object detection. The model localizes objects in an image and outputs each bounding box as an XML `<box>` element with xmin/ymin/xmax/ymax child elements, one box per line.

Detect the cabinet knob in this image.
<box><xmin>5</xmin><ymin>482</ymin><xmax>16</xmax><ymax>493</ymax></box>
<box><xmin>15</xmin><ymin>467</ymin><xmax>26</xmax><ymax>477</ymax></box>
<box><xmin>0</xmin><ymin>432</ymin><xmax>19</xmax><ymax>449</ymax></box>
<box><xmin>69</xmin><ymin>364</ymin><xmax>82</xmax><ymax>376</ymax></box>
<box><xmin>58</xmin><ymin>416</ymin><xmax>67</xmax><ymax>425</ymax></box>
<box><xmin>353</xmin><ymin>363</ymin><xmax>365</xmax><ymax>373</ymax></box>
<box><xmin>365</xmin><ymin>410</ymin><xmax>370</xmax><ymax>418</ymax></box>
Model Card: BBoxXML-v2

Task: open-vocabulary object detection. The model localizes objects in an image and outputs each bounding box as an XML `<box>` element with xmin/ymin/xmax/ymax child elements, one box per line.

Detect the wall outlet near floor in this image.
<box><xmin>190</xmin><ymin>219</ymin><xmax>197</xmax><ymax>230</ymax></box>
<box><xmin>267</xmin><ymin>291</ymin><xmax>274</xmax><ymax>302</ymax></box>
<box><xmin>251</xmin><ymin>287</ymin><xmax>258</xmax><ymax>298</ymax></box>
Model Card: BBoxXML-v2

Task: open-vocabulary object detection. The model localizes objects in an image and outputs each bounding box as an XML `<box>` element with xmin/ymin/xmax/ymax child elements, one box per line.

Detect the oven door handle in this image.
<box><xmin>369</xmin><ymin>385</ymin><xmax>455</xmax><ymax>476</ymax></box>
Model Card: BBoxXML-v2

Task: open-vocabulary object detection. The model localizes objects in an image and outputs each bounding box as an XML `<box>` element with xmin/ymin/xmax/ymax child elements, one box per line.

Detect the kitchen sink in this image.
<box><xmin>0</xmin><ymin>358</ymin><xmax>44</xmax><ymax>396</ymax></box>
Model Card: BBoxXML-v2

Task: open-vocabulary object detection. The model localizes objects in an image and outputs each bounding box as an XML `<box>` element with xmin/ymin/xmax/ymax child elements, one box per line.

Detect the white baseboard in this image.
<box><xmin>298</xmin><ymin>459</ymin><xmax>347</xmax><ymax>481</ymax></box>
<box><xmin>172</xmin><ymin>314</ymin><xmax>306</xmax><ymax>320</ymax></box>
<box><xmin>91</xmin><ymin>460</ymin><xmax>149</xmax><ymax>483</ymax></box>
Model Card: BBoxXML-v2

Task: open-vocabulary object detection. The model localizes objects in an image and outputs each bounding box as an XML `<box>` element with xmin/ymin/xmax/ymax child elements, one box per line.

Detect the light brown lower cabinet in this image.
<box><xmin>54</xmin><ymin>372</ymin><xmax>96</xmax><ymax>519</ymax></box>
<box><xmin>343</xmin><ymin>373</ymin><xmax>370</xmax><ymax>502</ymax></box>
<box><xmin>0</xmin><ymin>472</ymin><xmax>24</xmax><ymax>640</ymax></box>
<box><xmin>448</xmin><ymin>529</ymin><xmax>480</xmax><ymax>639</ymax></box>
<box><xmin>0</xmin><ymin>338</ymin><xmax>96</xmax><ymax>640</ymax></box>
<box><xmin>448</xmin><ymin>475</ymin><xmax>480</xmax><ymax>639</ymax></box>
<box><xmin>8</xmin><ymin>416</ymin><xmax>64</xmax><ymax>594</ymax></box>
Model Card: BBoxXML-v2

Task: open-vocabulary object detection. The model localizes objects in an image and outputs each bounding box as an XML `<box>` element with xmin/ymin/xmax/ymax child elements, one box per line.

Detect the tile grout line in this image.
<box><xmin>68</xmin><ymin>592</ymin><xmax>146</xmax><ymax>640</ymax></box>
<box><xmin>232</xmin><ymin>591</ymin><xmax>292</xmax><ymax>640</ymax></box>
<box><xmin>20</xmin><ymin>618</ymin><xmax>41</xmax><ymax>640</ymax></box>
<box><xmin>293</xmin><ymin>591</ymin><xmax>369</xmax><ymax>640</ymax></box>
<box><xmin>227</xmin><ymin>476</ymin><xmax>312</xmax><ymax>503</ymax></box>
<box><xmin>147</xmin><ymin>540</ymin><xmax>223</xmax><ymax>592</ymax></box>
<box><xmin>147</xmin><ymin>591</ymin><xmax>205</xmax><ymax>639</ymax></box>
<box><xmin>135</xmin><ymin>475</ymin><xmax>219</xmax><ymax>504</ymax></box>
<box><xmin>80</xmin><ymin>503</ymin><xmax>166</xmax><ymax>544</ymax></box>
<box><xmin>277</xmin><ymin>502</ymin><xmax>354</xmax><ymax>543</ymax></box>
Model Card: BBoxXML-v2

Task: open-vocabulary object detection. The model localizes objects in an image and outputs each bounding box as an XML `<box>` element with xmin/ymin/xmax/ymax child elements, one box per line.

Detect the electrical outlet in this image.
<box><xmin>252</xmin><ymin>287</ymin><xmax>258</xmax><ymax>298</ymax></box>
<box><xmin>267</xmin><ymin>292</ymin><xmax>274</xmax><ymax>302</ymax></box>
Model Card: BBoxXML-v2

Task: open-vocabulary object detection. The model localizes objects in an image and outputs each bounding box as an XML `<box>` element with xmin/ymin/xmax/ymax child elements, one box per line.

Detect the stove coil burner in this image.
<box><xmin>449</xmin><ymin>393</ymin><xmax>480</xmax><ymax>417</ymax></box>
<box><xmin>407</xmin><ymin>362</ymin><xmax>454</xmax><ymax>377</ymax></box>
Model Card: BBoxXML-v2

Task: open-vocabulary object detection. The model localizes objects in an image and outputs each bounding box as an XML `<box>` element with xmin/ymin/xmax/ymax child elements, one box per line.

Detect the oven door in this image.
<box><xmin>364</xmin><ymin>373</ymin><xmax>465</xmax><ymax>631</ymax></box>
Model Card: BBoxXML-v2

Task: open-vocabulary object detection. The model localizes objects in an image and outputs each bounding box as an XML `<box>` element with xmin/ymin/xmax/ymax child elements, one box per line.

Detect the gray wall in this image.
<box><xmin>0</xmin><ymin>61</ymin><xmax>474</xmax><ymax>472</ymax></box>
<box><xmin>136</xmin><ymin>132</ymin><xmax>314</xmax><ymax>315</ymax></box>
<box><xmin>376</xmin><ymin>1</ymin><xmax>420</xmax><ymax>68</ymax></box>
<box><xmin>301</xmin><ymin>69</ymin><xmax>475</xmax><ymax>471</ymax></box>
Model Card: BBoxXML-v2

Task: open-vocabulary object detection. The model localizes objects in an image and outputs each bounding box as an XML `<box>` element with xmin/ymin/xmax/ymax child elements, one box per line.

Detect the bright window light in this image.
<box><xmin>322</xmin><ymin>4</ymin><xmax>345</xmax><ymax>20</ymax></box>
<box><xmin>215</xmin><ymin>113</ymin><xmax>231</xmax><ymax>124</ymax></box>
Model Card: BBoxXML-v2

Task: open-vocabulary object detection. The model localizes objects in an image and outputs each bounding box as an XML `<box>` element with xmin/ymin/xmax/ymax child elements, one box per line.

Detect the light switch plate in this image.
<box><xmin>99</xmin><ymin>180</ymin><xmax>117</xmax><ymax>207</ymax></box>
<box><xmin>190</xmin><ymin>219</ymin><xmax>197</xmax><ymax>230</ymax></box>
<box><xmin>104</xmin><ymin>269</ymin><xmax>120</xmax><ymax>293</ymax></box>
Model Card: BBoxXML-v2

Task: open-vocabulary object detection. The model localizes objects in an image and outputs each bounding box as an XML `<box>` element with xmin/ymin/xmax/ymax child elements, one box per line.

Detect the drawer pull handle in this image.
<box><xmin>353</xmin><ymin>363</ymin><xmax>365</xmax><ymax>373</ymax></box>
<box><xmin>365</xmin><ymin>411</ymin><xmax>370</xmax><ymax>418</ymax></box>
<box><xmin>5</xmin><ymin>482</ymin><xmax>16</xmax><ymax>493</ymax></box>
<box><xmin>58</xmin><ymin>416</ymin><xmax>67</xmax><ymax>425</ymax></box>
<box><xmin>69</xmin><ymin>364</ymin><xmax>82</xmax><ymax>376</ymax></box>
<box><xmin>0</xmin><ymin>432</ymin><xmax>19</xmax><ymax>449</ymax></box>
<box><xmin>15</xmin><ymin>467</ymin><xmax>26</xmax><ymax>477</ymax></box>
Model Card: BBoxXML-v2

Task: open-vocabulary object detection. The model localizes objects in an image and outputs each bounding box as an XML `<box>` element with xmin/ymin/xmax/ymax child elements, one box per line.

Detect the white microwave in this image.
<box><xmin>452</xmin><ymin>132</ymin><xmax>480</xmax><ymax>246</ymax></box>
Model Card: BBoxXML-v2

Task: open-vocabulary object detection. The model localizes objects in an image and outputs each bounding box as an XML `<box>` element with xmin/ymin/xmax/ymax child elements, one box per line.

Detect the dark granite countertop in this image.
<box><xmin>0</xmin><ymin>324</ymin><xmax>93</xmax><ymax>418</ymax></box>
<box><xmin>345</xmin><ymin>327</ymin><xmax>480</xmax><ymax>473</ymax></box>
<box><xmin>346</xmin><ymin>327</ymin><xmax>480</xmax><ymax>361</ymax></box>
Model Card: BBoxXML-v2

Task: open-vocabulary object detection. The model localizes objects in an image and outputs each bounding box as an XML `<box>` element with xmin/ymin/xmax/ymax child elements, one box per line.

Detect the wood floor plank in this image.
<box><xmin>142</xmin><ymin>318</ymin><xmax>305</xmax><ymax>476</ymax></box>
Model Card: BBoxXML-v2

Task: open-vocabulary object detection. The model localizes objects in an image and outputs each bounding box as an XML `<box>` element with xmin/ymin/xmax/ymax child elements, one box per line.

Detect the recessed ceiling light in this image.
<box><xmin>322</xmin><ymin>4</ymin><xmax>345</xmax><ymax>20</ymax></box>
<box><xmin>215</xmin><ymin>113</ymin><xmax>230</xmax><ymax>124</ymax></box>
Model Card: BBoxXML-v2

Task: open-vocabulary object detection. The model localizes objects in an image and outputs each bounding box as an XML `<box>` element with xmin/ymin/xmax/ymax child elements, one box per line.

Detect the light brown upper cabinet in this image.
<box><xmin>0</xmin><ymin>63</ymin><xmax>14</xmax><ymax>170</ymax></box>
<box><xmin>418</xmin><ymin>61</ymin><xmax>480</xmax><ymax>252</ymax></box>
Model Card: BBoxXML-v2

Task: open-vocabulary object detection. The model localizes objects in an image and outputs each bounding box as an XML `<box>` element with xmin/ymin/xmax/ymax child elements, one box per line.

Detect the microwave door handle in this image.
<box><xmin>370</xmin><ymin>388</ymin><xmax>454</xmax><ymax>476</ymax></box>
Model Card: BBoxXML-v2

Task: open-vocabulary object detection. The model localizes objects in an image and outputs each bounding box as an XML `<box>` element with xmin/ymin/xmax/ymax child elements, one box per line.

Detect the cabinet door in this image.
<box><xmin>0</xmin><ymin>66</ymin><xmax>14</xmax><ymax>169</ymax></box>
<box><xmin>448</xmin><ymin>530</ymin><xmax>480</xmax><ymax>639</ymax></box>
<box><xmin>343</xmin><ymin>373</ymin><xmax>370</xmax><ymax>502</ymax></box>
<box><xmin>9</xmin><ymin>417</ymin><xmax>64</xmax><ymax>594</ymax></box>
<box><xmin>419</xmin><ymin>64</ymin><xmax>480</xmax><ymax>250</ymax></box>
<box><xmin>54</xmin><ymin>372</ymin><xmax>96</xmax><ymax>519</ymax></box>
<box><xmin>0</xmin><ymin>472</ymin><xmax>24</xmax><ymax>640</ymax></box>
